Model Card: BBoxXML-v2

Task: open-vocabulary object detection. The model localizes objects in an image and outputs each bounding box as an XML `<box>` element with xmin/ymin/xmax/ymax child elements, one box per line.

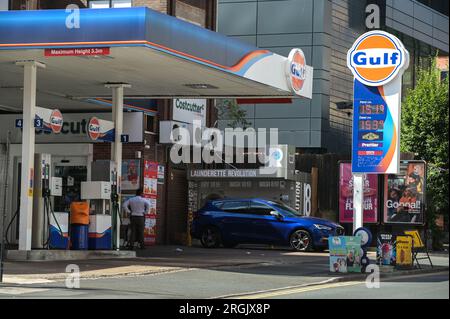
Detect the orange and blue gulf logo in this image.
<box><xmin>49</xmin><ymin>109</ymin><xmax>63</xmax><ymax>134</ymax></box>
<box><xmin>286</xmin><ymin>49</ymin><xmax>307</xmax><ymax>93</ymax></box>
<box><xmin>88</xmin><ymin>117</ymin><xmax>101</xmax><ymax>141</ymax></box>
<box><xmin>347</xmin><ymin>31</ymin><xmax>408</xmax><ymax>87</ymax></box>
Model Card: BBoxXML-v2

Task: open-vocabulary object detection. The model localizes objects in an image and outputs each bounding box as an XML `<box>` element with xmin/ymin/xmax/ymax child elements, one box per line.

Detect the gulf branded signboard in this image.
<box><xmin>35</xmin><ymin>106</ymin><xmax>63</xmax><ymax>134</ymax></box>
<box><xmin>287</xmin><ymin>49</ymin><xmax>307</xmax><ymax>94</ymax></box>
<box><xmin>87</xmin><ymin>117</ymin><xmax>115</xmax><ymax>142</ymax></box>
<box><xmin>347</xmin><ymin>31</ymin><xmax>409</xmax><ymax>174</ymax></box>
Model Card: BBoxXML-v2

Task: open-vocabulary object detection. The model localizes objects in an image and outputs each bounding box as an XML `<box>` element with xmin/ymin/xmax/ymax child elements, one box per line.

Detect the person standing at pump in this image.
<box><xmin>122</xmin><ymin>189</ymin><xmax>150</xmax><ymax>250</ymax></box>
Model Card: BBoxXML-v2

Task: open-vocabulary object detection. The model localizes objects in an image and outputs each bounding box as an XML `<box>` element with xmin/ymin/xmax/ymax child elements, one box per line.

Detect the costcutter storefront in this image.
<box><xmin>0</xmin><ymin>7</ymin><xmax>313</xmax><ymax>253</ymax></box>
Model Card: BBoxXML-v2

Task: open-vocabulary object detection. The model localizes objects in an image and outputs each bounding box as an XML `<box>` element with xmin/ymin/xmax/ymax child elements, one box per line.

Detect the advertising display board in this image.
<box><xmin>339</xmin><ymin>162</ymin><xmax>378</xmax><ymax>223</ymax></box>
<box><xmin>143</xmin><ymin>160</ymin><xmax>158</xmax><ymax>245</ymax></box>
<box><xmin>404</xmin><ymin>230</ymin><xmax>425</xmax><ymax>249</ymax></box>
<box><xmin>396</xmin><ymin>235</ymin><xmax>413</xmax><ymax>268</ymax></box>
<box><xmin>347</xmin><ymin>30</ymin><xmax>409</xmax><ymax>174</ymax></box>
<box><xmin>329</xmin><ymin>236</ymin><xmax>362</xmax><ymax>273</ymax></box>
<box><xmin>377</xmin><ymin>233</ymin><xmax>396</xmax><ymax>266</ymax></box>
<box><xmin>383</xmin><ymin>161</ymin><xmax>426</xmax><ymax>224</ymax></box>
<box><xmin>87</xmin><ymin>117</ymin><xmax>115</xmax><ymax>142</ymax></box>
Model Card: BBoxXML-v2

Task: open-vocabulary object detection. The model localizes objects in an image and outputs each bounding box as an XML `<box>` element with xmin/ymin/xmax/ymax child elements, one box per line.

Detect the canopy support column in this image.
<box><xmin>16</xmin><ymin>60</ymin><xmax>46</xmax><ymax>251</ymax></box>
<box><xmin>105</xmin><ymin>83</ymin><xmax>130</xmax><ymax>250</ymax></box>
<box><xmin>352</xmin><ymin>173</ymin><xmax>364</xmax><ymax>233</ymax></box>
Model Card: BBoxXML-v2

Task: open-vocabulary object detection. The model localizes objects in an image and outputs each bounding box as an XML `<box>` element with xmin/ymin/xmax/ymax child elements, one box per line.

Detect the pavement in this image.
<box><xmin>0</xmin><ymin>245</ymin><xmax>448</xmax><ymax>298</ymax></box>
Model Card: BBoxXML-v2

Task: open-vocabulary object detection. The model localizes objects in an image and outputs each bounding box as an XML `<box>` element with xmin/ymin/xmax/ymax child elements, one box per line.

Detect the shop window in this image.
<box><xmin>145</xmin><ymin>114</ymin><xmax>157</xmax><ymax>133</ymax></box>
<box><xmin>88</xmin><ymin>0</ymin><xmax>131</xmax><ymax>8</ymax></box>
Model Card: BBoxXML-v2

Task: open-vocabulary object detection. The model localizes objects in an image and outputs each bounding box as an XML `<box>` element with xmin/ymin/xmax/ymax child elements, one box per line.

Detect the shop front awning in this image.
<box><xmin>0</xmin><ymin>7</ymin><xmax>313</xmax><ymax>112</ymax></box>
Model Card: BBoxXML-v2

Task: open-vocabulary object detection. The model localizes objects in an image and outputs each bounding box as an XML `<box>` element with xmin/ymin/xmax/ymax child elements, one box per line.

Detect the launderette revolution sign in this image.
<box><xmin>347</xmin><ymin>30</ymin><xmax>409</xmax><ymax>174</ymax></box>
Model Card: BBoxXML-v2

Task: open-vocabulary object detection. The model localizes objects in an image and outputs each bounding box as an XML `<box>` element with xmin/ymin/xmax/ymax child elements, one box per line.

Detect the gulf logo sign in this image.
<box><xmin>88</xmin><ymin>117</ymin><xmax>101</xmax><ymax>141</ymax></box>
<box><xmin>347</xmin><ymin>31</ymin><xmax>408</xmax><ymax>87</ymax></box>
<box><xmin>286</xmin><ymin>49</ymin><xmax>307</xmax><ymax>93</ymax></box>
<box><xmin>49</xmin><ymin>109</ymin><xmax>63</xmax><ymax>134</ymax></box>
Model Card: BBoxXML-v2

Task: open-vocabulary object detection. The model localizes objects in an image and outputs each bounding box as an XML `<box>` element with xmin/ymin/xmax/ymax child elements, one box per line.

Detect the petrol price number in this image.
<box><xmin>359</xmin><ymin>104</ymin><xmax>385</xmax><ymax>115</ymax></box>
<box><xmin>359</xmin><ymin>119</ymin><xmax>384</xmax><ymax>131</ymax></box>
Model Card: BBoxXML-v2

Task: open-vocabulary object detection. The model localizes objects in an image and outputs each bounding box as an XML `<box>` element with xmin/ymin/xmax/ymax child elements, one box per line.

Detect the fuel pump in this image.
<box><xmin>110</xmin><ymin>169</ymin><xmax>120</xmax><ymax>250</ymax></box>
<box><xmin>80</xmin><ymin>160</ymin><xmax>118</xmax><ymax>250</ymax></box>
<box><xmin>31</xmin><ymin>154</ymin><xmax>67</xmax><ymax>249</ymax></box>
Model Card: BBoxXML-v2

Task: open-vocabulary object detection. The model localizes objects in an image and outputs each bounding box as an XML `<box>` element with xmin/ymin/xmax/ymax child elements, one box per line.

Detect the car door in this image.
<box><xmin>218</xmin><ymin>201</ymin><xmax>251</xmax><ymax>242</ymax></box>
<box><xmin>247</xmin><ymin>201</ymin><xmax>285</xmax><ymax>244</ymax></box>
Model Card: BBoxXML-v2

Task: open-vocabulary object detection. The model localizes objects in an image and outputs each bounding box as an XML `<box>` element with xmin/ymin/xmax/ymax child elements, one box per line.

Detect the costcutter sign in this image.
<box><xmin>347</xmin><ymin>31</ymin><xmax>409</xmax><ymax>174</ymax></box>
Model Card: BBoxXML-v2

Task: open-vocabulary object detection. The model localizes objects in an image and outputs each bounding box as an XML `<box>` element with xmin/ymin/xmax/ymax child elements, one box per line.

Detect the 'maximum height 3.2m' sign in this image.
<box><xmin>347</xmin><ymin>30</ymin><xmax>409</xmax><ymax>174</ymax></box>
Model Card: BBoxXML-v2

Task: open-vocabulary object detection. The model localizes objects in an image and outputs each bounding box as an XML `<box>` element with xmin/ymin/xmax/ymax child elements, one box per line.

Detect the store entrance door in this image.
<box><xmin>52</xmin><ymin>157</ymin><xmax>87</xmax><ymax>212</ymax></box>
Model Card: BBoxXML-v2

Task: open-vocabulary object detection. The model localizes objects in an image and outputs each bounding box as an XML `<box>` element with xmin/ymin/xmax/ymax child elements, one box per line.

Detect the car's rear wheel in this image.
<box><xmin>290</xmin><ymin>229</ymin><xmax>313</xmax><ymax>251</ymax></box>
<box><xmin>200</xmin><ymin>226</ymin><xmax>222</xmax><ymax>248</ymax></box>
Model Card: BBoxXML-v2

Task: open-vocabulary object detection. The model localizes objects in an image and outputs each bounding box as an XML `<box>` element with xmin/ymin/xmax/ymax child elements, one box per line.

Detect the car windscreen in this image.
<box><xmin>268</xmin><ymin>201</ymin><xmax>302</xmax><ymax>217</ymax></box>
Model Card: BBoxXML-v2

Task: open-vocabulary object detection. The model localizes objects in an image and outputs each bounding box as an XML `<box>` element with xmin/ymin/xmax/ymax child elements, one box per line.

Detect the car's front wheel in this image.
<box><xmin>289</xmin><ymin>229</ymin><xmax>313</xmax><ymax>251</ymax></box>
<box><xmin>200</xmin><ymin>226</ymin><xmax>222</xmax><ymax>248</ymax></box>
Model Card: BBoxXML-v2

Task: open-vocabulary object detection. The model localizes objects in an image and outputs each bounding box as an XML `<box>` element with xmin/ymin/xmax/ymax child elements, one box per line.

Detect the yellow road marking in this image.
<box><xmin>235</xmin><ymin>281</ymin><xmax>364</xmax><ymax>299</ymax></box>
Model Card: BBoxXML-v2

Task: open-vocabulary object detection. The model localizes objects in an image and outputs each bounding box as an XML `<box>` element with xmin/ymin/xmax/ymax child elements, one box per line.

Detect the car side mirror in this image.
<box><xmin>270</xmin><ymin>211</ymin><xmax>283</xmax><ymax>220</ymax></box>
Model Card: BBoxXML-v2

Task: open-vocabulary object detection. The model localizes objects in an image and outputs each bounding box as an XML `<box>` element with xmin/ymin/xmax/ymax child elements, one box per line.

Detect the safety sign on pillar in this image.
<box><xmin>346</xmin><ymin>30</ymin><xmax>409</xmax><ymax>232</ymax></box>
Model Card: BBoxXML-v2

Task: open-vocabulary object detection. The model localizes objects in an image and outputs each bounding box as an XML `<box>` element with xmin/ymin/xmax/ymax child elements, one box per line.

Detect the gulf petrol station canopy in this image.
<box><xmin>0</xmin><ymin>7</ymin><xmax>313</xmax><ymax>113</ymax></box>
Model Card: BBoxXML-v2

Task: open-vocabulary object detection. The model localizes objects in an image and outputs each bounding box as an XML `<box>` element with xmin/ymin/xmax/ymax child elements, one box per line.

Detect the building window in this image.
<box><xmin>88</xmin><ymin>0</ymin><xmax>132</xmax><ymax>8</ymax></box>
<box><xmin>169</xmin><ymin>0</ymin><xmax>215</xmax><ymax>29</ymax></box>
<box><xmin>417</xmin><ymin>0</ymin><xmax>449</xmax><ymax>17</ymax></box>
<box><xmin>0</xmin><ymin>0</ymin><xmax>8</xmax><ymax>10</ymax></box>
<box><xmin>145</xmin><ymin>114</ymin><xmax>157</xmax><ymax>133</ymax></box>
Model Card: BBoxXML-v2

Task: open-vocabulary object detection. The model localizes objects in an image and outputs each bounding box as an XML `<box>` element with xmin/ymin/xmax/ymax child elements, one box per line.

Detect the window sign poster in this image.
<box><xmin>339</xmin><ymin>162</ymin><xmax>378</xmax><ymax>223</ymax></box>
<box><xmin>121</xmin><ymin>159</ymin><xmax>140</xmax><ymax>190</ymax></box>
<box><xmin>383</xmin><ymin>161</ymin><xmax>426</xmax><ymax>224</ymax></box>
<box><xmin>144</xmin><ymin>197</ymin><xmax>157</xmax><ymax>245</ymax></box>
<box><xmin>143</xmin><ymin>160</ymin><xmax>158</xmax><ymax>197</ymax></box>
<box><xmin>157</xmin><ymin>164</ymin><xmax>165</xmax><ymax>184</ymax></box>
<box><xmin>143</xmin><ymin>161</ymin><xmax>158</xmax><ymax>246</ymax></box>
<box><xmin>329</xmin><ymin>236</ymin><xmax>362</xmax><ymax>273</ymax></box>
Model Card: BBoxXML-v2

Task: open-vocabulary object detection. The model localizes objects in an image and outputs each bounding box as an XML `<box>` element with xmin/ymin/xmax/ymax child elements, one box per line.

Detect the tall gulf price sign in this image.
<box><xmin>347</xmin><ymin>30</ymin><xmax>409</xmax><ymax>231</ymax></box>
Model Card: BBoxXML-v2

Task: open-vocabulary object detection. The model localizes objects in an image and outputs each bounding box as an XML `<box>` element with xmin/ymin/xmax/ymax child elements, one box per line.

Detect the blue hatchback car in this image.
<box><xmin>191</xmin><ymin>198</ymin><xmax>345</xmax><ymax>251</ymax></box>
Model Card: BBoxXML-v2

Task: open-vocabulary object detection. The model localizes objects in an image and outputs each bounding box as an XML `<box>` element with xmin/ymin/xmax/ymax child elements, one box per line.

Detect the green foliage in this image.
<box><xmin>401</xmin><ymin>58</ymin><xmax>449</xmax><ymax>248</ymax></box>
<box><xmin>215</xmin><ymin>99</ymin><xmax>252</xmax><ymax>129</ymax></box>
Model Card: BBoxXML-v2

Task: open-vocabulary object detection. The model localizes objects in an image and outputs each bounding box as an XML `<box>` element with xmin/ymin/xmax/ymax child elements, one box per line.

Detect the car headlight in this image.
<box><xmin>314</xmin><ymin>224</ymin><xmax>333</xmax><ymax>231</ymax></box>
